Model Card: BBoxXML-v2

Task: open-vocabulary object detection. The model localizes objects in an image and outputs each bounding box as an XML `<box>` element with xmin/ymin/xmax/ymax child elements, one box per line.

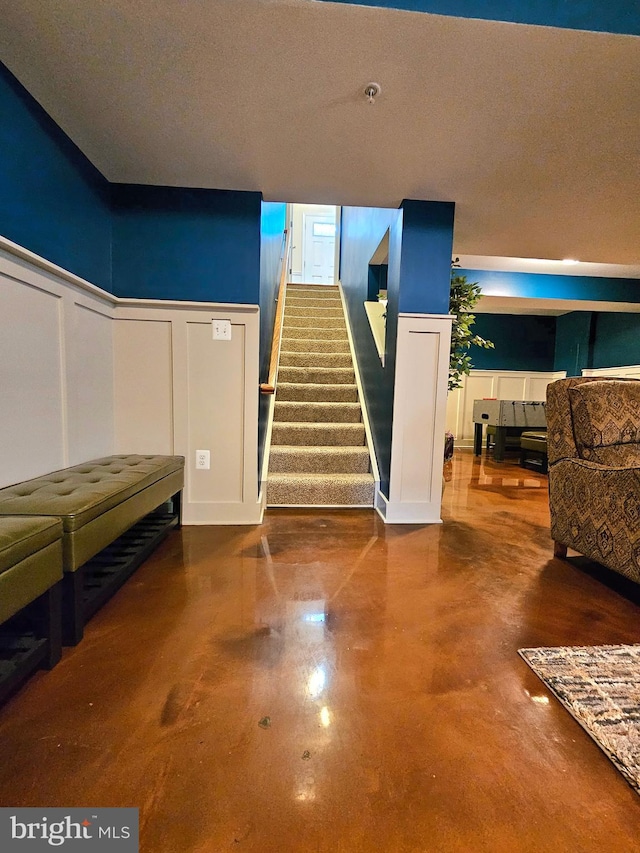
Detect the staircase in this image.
<box><xmin>266</xmin><ymin>284</ymin><xmax>375</xmax><ymax>507</ymax></box>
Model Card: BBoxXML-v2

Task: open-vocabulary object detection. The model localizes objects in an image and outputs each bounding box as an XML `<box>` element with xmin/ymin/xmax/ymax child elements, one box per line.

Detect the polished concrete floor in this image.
<box><xmin>1</xmin><ymin>450</ymin><xmax>640</xmax><ymax>851</ymax></box>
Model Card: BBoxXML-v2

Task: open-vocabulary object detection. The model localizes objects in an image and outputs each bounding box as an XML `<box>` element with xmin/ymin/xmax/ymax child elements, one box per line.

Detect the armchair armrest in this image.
<box><xmin>549</xmin><ymin>458</ymin><xmax>640</xmax><ymax>582</ymax></box>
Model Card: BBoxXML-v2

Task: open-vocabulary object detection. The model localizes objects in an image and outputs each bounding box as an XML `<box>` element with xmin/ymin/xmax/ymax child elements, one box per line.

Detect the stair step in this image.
<box><xmin>267</xmin><ymin>473</ymin><xmax>375</xmax><ymax>506</ymax></box>
<box><xmin>283</xmin><ymin>315</ymin><xmax>346</xmax><ymax>329</ymax></box>
<box><xmin>287</xmin><ymin>286</ymin><xmax>340</xmax><ymax>297</ymax></box>
<box><xmin>280</xmin><ymin>351</ymin><xmax>353</xmax><ymax>368</ymax></box>
<box><xmin>286</xmin><ymin>305</ymin><xmax>344</xmax><ymax>318</ymax></box>
<box><xmin>280</xmin><ymin>338</ymin><xmax>350</xmax><ymax>353</ymax></box>
<box><xmin>278</xmin><ymin>366</ymin><xmax>355</xmax><ymax>385</ymax></box>
<box><xmin>285</xmin><ymin>297</ymin><xmax>343</xmax><ymax>309</ymax></box>
<box><xmin>283</xmin><ymin>325</ymin><xmax>348</xmax><ymax>340</ymax></box>
<box><xmin>274</xmin><ymin>401</ymin><xmax>362</xmax><ymax>423</ymax></box>
<box><xmin>271</xmin><ymin>422</ymin><xmax>366</xmax><ymax>446</ymax></box>
<box><xmin>269</xmin><ymin>445</ymin><xmax>371</xmax><ymax>474</ymax></box>
<box><xmin>276</xmin><ymin>383</ymin><xmax>358</xmax><ymax>403</ymax></box>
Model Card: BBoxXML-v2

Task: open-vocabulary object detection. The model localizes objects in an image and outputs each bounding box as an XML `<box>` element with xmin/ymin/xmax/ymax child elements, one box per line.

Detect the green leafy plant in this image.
<box><xmin>449</xmin><ymin>260</ymin><xmax>494</xmax><ymax>392</ymax></box>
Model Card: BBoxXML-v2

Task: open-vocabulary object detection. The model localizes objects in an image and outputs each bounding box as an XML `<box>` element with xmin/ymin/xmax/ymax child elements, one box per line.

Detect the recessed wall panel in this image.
<box><xmin>0</xmin><ymin>277</ymin><xmax>65</xmax><ymax>485</ymax></box>
<box><xmin>67</xmin><ymin>302</ymin><xmax>115</xmax><ymax>464</ymax></box>
<box><xmin>187</xmin><ymin>322</ymin><xmax>245</xmax><ymax>504</ymax></box>
<box><xmin>114</xmin><ymin>319</ymin><xmax>173</xmax><ymax>454</ymax></box>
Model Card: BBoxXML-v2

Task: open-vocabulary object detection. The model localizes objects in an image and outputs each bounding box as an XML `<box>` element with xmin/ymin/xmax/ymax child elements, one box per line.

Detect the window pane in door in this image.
<box><xmin>312</xmin><ymin>222</ymin><xmax>336</xmax><ymax>237</ymax></box>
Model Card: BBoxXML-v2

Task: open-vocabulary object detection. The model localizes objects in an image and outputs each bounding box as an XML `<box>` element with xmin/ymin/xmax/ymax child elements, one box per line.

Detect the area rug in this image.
<box><xmin>518</xmin><ymin>644</ymin><xmax>640</xmax><ymax>793</ymax></box>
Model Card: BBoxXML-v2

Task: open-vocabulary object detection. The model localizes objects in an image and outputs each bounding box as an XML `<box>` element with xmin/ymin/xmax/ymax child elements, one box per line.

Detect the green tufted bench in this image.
<box><xmin>0</xmin><ymin>455</ymin><xmax>184</xmax><ymax>645</ymax></box>
<box><xmin>0</xmin><ymin>516</ymin><xmax>63</xmax><ymax>704</ymax></box>
<box><xmin>519</xmin><ymin>431</ymin><xmax>548</xmax><ymax>474</ymax></box>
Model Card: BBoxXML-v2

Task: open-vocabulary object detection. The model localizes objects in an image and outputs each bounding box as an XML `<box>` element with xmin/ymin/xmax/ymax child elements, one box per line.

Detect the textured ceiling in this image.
<box><xmin>0</xmin><ymin>0</ymin><xmax>639</xmax><ymax>266</ymax></box>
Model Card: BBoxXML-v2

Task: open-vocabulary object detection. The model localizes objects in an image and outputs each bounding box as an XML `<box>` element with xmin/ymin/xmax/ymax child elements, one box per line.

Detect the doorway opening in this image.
<box><xmin>288</xmin><ymin>203</ymin><xmax>339</xmax><ymax>285</ymax></box>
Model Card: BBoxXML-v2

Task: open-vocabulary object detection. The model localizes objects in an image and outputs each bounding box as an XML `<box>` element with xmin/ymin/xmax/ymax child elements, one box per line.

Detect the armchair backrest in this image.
<box><xmin>547</xmin><ymin>376</ymin><xmax>640</xmax><ymax>466</ymax></box>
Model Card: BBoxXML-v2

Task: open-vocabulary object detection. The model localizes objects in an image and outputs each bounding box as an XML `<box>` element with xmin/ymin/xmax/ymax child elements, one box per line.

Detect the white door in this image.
<box><xmin>303</xmin><ymin>215</ymin><xmax>336</xmax><ymax>284</ymax></box>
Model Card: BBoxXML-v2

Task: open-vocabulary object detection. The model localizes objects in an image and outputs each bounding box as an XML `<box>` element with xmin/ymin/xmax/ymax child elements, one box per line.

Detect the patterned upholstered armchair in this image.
<box><xmin>547</xmin><ymin>377</ymin><xmax>640</xmax><ymax>584</ymax></box>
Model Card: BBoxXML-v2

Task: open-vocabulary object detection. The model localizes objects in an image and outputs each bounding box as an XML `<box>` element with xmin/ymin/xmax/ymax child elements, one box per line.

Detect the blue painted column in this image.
<box><xmin>399</xmin><ymin>200</ymin><xmax>455</xmax><ymax>315</ymax></box>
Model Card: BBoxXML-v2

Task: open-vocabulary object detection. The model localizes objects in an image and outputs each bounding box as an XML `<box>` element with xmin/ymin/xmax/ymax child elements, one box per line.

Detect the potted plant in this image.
<box><xmin>445</xmin><ymin>261</ymin><xmax>494</xmax><ymax>477</ymax></box>
<box><xmin>449</xmin><ymin>260</ymin><xmax>494</xmax><ymax>393</ymax></box>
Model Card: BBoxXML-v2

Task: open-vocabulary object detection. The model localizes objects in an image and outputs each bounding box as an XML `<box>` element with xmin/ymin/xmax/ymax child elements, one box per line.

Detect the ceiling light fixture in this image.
<box><xmin>364</xmin><ymin>82</ymin><xmax>381</xmax><ymax>104</ymax></box>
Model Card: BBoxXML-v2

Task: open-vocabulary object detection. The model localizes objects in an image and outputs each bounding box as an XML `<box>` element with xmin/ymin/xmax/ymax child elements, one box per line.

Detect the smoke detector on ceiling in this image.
<box><xmin>364</xmin><ymin>82</ymin><xmax>381</xmax><ymax>104</ymax></box>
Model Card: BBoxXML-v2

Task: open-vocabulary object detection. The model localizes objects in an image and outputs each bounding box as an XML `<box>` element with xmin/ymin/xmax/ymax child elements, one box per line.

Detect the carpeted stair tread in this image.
<box><xmin>266</xmin><ymin>472</ymin><xmax>375</xmax><ymax>507</ymax></box>
<box><xmin>280</xmin><ymin>338</ymin><xmax>351</xmax><ymax>354</ymax></box>
<box><xmin>287</xmin><ymin>286</ymin><xmax>340</xmax><ymax>296</ymax></box>
<box><xmin>268</xmin><ymin>445</ymin><xmax>371</xmax><ymax>473</ymax></box>
<box><xmin>283</xmin><ymin>315</ymin><xmax>346</xmax><ymax>329</ymax></box>
<box><xmin>286</xmin><ymin>305</ymin><xmax>344</xmax><ymax>317</ymax></box>
<box><xmin>283</xmin><ymin>325</ymin><xmax>348</xmax><ymax>340</ymax></box>
<box><xmin>274</xmin><ymin>401</ymin><xmax>362</xmax><ymax>423</ymax></box>
<box><xmin>285</xmin><ymin>298</ymin><xmax>343</xmax><ymax>310</ymax></box>
<box><xmin>278</xmin><ymin>366</ymin><xmax>355</xmax><ymax>384</ymax></box>
<box><xmin>280</xmin><ymin>351</ymin><xmax>353</xmax><ymax>367</ymax></box>
<box><xmin>276</xmin><ymin>382</ymin><xmax>358</xmax><ymax>403</ymax></box>
<box><xmin>271</xmin><ymin>422</ymin><xmax>366</xmax><ymax>446</ymax></box>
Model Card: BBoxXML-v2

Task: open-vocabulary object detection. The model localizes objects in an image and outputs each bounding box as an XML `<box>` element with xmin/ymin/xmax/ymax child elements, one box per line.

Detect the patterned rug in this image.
<box><xmin>519</xmin><ymin>644</ymin><xmax>640</xmax><ymax>793</ymax></box>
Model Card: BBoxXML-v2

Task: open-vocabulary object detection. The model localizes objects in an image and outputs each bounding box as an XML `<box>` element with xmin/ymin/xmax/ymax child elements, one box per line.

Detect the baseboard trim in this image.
<box><xmin>375</xmin><ymin>488</ymin><xmax>443</xmax><ymax>525</ymax></box>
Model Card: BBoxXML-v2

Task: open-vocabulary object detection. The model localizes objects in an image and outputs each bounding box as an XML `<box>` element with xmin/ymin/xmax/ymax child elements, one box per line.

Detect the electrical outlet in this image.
<box><xmin>212</xmin><ymin>319</ymin><xmax>232</xmax><ymax>341</ymax></box>
<box><xmin>195</xmin><ymin>450</ymin><xmax>210</xmax><ymax>470</ymax></box>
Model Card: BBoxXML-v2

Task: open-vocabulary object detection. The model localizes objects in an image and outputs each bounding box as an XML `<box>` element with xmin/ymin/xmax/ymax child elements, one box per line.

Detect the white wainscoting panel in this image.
<box><xmin>115</xmin><ymin>304</ymin><xmax>261</xmax><ymax>525</ymax></box>
<box><xmin>1</xmin><ymin>236</ymin><xmax>263</xmax><ymax>525</ymax></box>
<box><xmin>446</xmin><ymin>369</ymin><xmax>566</xmax><ymax>446</ymax></box>
<box><xmin>0</xmin><ymin>246</ymin><xmax>116</xmax><ymax>487</ymax></box>
<box><xmin>380</xmin><ymin>313</ymin><xmax>452</xmax><ymax>524</ymax></box>
<box><xmin>583</xmin><ymin>365</ymin><xmax>640</xmax><ymax>379</ymax></box>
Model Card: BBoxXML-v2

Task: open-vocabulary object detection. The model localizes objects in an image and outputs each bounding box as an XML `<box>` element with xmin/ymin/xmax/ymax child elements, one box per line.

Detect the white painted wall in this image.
<box><xmin>446</xmin><ymin>369</ymin><xmax>567</xmax><ymax>445</ymax></box>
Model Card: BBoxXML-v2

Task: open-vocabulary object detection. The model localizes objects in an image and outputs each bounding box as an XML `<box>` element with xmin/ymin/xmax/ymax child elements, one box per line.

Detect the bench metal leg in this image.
<box><xmin>62</xmin><ymin>568</ymin><xmax>85</xmax><ymax>646</ymax></box>
<box><xmin>173</xmin><ymin>489</ymin><xmax>183</xmax><ymax>528</ymax></box>
<box><xmin>44</xmin><ymin>582</ymin><xmax>62</xmax><ymax>669</ymax></box>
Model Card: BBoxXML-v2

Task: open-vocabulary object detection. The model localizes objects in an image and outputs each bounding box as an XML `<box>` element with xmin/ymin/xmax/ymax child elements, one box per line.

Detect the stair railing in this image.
<box><xmin>260</xmin><ymin>227</ymin><xmax>291</xmax><ymax>395</ymax></box>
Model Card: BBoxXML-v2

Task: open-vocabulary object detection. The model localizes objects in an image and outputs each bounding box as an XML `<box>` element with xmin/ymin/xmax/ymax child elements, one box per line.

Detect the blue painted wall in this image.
<box><xmin>258</xmin><ymin>202</ymin><xmax>287</xmax><ymax>478</ymax></box>
<box><xmin>592</xmin><ymin>313</ymin><xmax>640</xmax><ymax>370</ymax></box>
<box><xmin>340</xmin><ymin>207</ymin><xmax>403</xmax><ymax>497</ymax></box>
<box><xmin>111</xmin><ymin>184</ymin><xmax>262</xmax><ymax>302</ymax></box>
<box><xmin>316</xmin><ymin>1</ymin><xmax>640</xmax><ymax>36</ymax></box>
<box><xmin>554</xmin><ymin>312</ymin><xmax>593</xmax><ymax>376</ymax></box>
<box><xmin>461</xmin><ymin>269</ymin><xmax>640</xmax><ymax>304</ymax></box>
<box><xmin>473</xmin><ymin>314</ymin><xmax>556</xmax><ymax>371</ymax></box>
<box><xmin>0</xmin><ymin>62</ymin><xmax>112</xmax><ymax>290</ymax></box>
<box><xmin>399</xmin><ymin>199</ymin><xmax>455</xmax><ymax>315</ymax></box>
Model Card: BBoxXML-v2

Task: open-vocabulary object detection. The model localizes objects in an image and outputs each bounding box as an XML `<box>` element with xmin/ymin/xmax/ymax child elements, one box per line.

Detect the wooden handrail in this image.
<box><xmin>260</xmin><ymin>227</ymin><xmax>292</xmax><ymax>395</ymax></box>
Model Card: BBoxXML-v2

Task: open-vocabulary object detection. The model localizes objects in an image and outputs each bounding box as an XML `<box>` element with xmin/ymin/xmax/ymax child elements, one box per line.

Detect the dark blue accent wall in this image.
<box><xmin>399</xmin><ymin>200</ymin><xmax>455</xmax><ymax>315</ymax></box>
<box><xmin>0</xmin><ymin>62</ymin><xmax>112</xmax><ymax>290</ymax></box>
<box><xmin>554</xmin><ymin>312</ymin><xmax>593</xmax><ymax>376</ymax></box>
<box><xmin>315</xmin><ymin>1</ymin><xmax>640</xmax><ymax>36</ymax></box>
<box><xmin>340</xmin><ymin>207</ymin><xmax>403</xmax><ymax>497</ymax></box>
<box><xmin>461</xmin><ymin>269</ymin><xmax>640</xmax><ymax>304</ymax></box>
<box><xmin>111</xmin><ymin>185</ymin><xmax>262</xmax><ymax>302</ymax></box>
<box><xmin>592</xmin><ymin>313</ymin><xmax>640</xmax><ymax>370</ymax></box>
<box><xmin>258</xmin><ymin>201</ymin><xmax>287</xmax><ymax>478</ymax></box>
<box><xmin>472</xmin><ymin>314</ymin><xmax>556</xmax><ymax>371</ymax></box>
